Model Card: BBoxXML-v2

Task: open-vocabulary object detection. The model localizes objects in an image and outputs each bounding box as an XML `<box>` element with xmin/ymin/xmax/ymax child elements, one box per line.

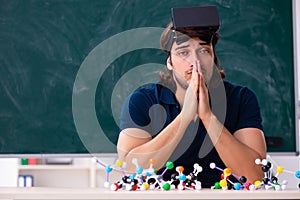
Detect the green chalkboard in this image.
<box><xmin>0</xmin><ymin>0</ymin><xmax>295</xmax><ymax>155</ymax></box>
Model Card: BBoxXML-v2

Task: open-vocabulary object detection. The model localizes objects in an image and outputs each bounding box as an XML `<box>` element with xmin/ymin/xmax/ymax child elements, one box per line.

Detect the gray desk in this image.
<box><xmin>0</xmin><ymin>187</ymin><xmax>299</xmax><ymax>200</ymax></box>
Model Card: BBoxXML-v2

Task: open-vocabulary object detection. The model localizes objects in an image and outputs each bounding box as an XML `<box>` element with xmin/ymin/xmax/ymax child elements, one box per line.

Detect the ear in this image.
<box><xmin>166</xmin><ymin>56</ymin><xmax>173</xmax><ymax>70</ymax></box>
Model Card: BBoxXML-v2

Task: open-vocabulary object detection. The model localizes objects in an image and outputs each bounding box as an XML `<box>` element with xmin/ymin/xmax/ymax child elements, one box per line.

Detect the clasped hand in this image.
<box><xmin>181</xmin><ymin>61</ymin><xmax>212</xmax><ymax>124</ymax></box>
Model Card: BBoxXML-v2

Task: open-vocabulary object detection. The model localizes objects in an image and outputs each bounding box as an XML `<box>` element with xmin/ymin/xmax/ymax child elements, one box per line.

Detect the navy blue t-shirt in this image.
<box><xmin>119</xmin><ymin>80</ymin><xmax>263</xmax><ymax>188</ymax></box>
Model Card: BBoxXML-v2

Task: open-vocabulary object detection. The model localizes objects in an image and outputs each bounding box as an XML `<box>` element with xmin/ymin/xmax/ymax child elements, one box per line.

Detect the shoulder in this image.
<box><xmin>129</xmin><ymin>83</ymin><xmax>162</xmax><ymax>104</ymax></box>
<box><xmin>223</xmin><ymin>81</ymin><xmax>263</xmax><ymax>131</ymax></box>
<box><xmin>129</xmin><ymin>83</ymin><xmax>175</xmax><ymax>105</ymax></box>
<box><xmin>120</xmin><ymin>84</ymin><xmax>170</xmax><ymax>132</ymax></box>
<box><xmin>224</xmin><ymin>80</ymin><xmax>258</xmax><ymax>101</ymax></box>
<box><xmin>224</xmin><ymin>80</ymin><xmax>261</xmax><ymax>117</ymax></box>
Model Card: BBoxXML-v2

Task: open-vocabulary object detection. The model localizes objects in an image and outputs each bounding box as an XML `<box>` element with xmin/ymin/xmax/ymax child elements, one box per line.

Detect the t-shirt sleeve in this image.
<box><xmin>236</xmin><ymin>88</ymin><xmax>263</xmax><ymax>131</ymax></box>
<box><xmin>119</xmin><ymin>90</ymin><xmax>153</xmax><ymax>133</ymax></box>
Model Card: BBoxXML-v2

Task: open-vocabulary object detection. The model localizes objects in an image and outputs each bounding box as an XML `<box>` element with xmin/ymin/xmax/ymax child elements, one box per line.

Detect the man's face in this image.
<box><xmin>170</xmin><ymin>37</ymin><xmax>215</xmax><ymax>89</ymax></box>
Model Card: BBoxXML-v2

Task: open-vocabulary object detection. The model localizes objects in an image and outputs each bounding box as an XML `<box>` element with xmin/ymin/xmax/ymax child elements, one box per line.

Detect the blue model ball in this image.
<box><xmin>105</xmin><ymin>165</ymin><xmax>112</xmax><ymax>173</ymax></box>
<box><xmin>136</xmin><ymin>166</ymin><xmax>143</xmax><ymax>174</ymax></box>
<box><xmin>295</xmin><ymin>170</ymin><xmax>300</xmax><ymax>179</ymax></box>
<box><xmin>233</xmin><ymin>182</ymin><xmax>241</xmax><ymax>190</ymax></box>
<box><xmin>179</xmin><ymin>175</ymin><xmax>186</xmax><ymax>181</ymax></box>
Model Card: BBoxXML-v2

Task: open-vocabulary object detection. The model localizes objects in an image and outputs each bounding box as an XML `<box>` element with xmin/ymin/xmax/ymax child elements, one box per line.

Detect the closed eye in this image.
<box><xmin>199</xmin><ymin>49</ymin><xmax>210</xmax><ymax>54</ymax></box>
<box><xmin>177</xmin><ymin>50</ymin><xmax>190</xmax><ymax>57</ymax></box>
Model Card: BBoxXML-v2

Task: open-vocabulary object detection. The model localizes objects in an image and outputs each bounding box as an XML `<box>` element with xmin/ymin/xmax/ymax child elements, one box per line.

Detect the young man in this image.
<box><xmin>117</xmin><ymin>6</ymin><xmax>266</xmax><ymax>187</ymax></box>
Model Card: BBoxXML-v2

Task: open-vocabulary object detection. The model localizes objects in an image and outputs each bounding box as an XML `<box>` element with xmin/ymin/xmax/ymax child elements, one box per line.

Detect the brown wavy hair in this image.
<box><xmin>159</xmin><ymin>22</ymin><xmax>225</xmax><ymax>92</ymax></box>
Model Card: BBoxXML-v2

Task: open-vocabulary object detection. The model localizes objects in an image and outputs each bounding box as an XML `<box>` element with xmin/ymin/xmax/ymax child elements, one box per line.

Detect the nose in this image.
<box><xmin>189</xmin><ymin>51</ymin><xmax>202</xmax><ymax>67</ymax></box>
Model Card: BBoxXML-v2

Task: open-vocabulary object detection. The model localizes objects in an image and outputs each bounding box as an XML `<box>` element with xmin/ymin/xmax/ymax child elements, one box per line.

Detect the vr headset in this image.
<box><xmin>166</xmin><ymin>6</ymin><xmax>220</xmax><ymax>52</ymax></box>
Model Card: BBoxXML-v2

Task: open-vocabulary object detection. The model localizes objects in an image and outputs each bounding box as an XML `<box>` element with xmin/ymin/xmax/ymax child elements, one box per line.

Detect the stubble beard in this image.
<box><xmin>173</xmin><ymin>70</ymin><xmax>189</xmax><ymax>90</ymax></box>
<box><xmin>173</xmin><ymin>67</ymin><xmax>211</xmax><ymax>91</ymax></box>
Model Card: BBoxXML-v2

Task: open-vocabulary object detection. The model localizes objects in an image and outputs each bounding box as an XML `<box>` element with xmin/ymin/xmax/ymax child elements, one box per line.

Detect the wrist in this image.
<box><xmin>179</xmin><ymin>111</ymin><xmax>197</xmax><ymax>125</ymax></box>
<box><xmin>201</xmin><ymin>112</ymin><xmax>214</xmax><ymax>129</ymax></box>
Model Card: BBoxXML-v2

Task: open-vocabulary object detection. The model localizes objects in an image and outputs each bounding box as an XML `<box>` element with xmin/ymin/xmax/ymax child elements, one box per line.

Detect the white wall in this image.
<box><xmin>0</xmin><ymin>158</ymin><xmax>18</xmax><ymax>187</ymax></box>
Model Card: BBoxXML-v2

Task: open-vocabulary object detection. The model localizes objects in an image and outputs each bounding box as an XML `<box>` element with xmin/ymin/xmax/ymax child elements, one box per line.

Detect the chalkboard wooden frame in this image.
<box><xmin>0</xmin><ymin>0</ymin><xmax>297</xmax><ymax>156</ymax></box>
<box><xmin>292</xmin><ymin>0</ymin><xmax>300</xmax><ymax>156</ymax></box>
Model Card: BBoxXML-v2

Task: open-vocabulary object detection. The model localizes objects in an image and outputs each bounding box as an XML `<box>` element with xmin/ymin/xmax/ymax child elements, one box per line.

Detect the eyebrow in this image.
<box><xmin>174</xmin><ymin>42</ymin><xmax>210</xmax><ymax>51</ymax></box>
<box><xmin>175</xmin><ymin>45</ymin><xmax>190</xmax><ymax>51</ymax></box>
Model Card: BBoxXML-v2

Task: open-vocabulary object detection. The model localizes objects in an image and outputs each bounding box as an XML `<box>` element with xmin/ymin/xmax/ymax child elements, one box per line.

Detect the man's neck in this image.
<box><xmin>175</xmin><ymin>85</ymin><xmax>186</xmax><ymax>107</ymax></box>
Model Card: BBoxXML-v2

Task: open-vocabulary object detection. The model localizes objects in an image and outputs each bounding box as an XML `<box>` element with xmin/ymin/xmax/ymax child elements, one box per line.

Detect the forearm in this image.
<box><xmin>121</xmin><ymin>113</ymin><xmax>190</xmax><ymax>172</ymax></box>
<box><xmin>203</xmin><ymin>114</ymin><xmax>265</xmax><ymax>183</ymax></box>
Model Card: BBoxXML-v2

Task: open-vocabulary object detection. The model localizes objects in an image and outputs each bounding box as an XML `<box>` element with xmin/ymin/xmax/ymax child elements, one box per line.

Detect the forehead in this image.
<box><xmin>172</xmin><ymin>37</ymin><xmax>211</xmax><ymax>49</ymax></box>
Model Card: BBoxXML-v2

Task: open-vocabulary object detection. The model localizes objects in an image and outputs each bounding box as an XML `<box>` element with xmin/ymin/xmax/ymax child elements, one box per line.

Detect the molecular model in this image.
<box><xmin>94</xmin><ymin>156</ymin><xmax>299</xmax><ymax>191</ymax></box>
<box><xmin>254</xmin><ymin>158</ymin><xmax>288</xmax><ymax>190</ymax></box>
<box><xmin>168</xmin><ymin>163</ymin><xmax>203</xmax><ymax>190</ymax></box>
<box><xmin>210</xmin><ymin>163</ymin><xmax>248</xmax><ymax>190</ymax></box>
<box><xmin>210</xmin><ymin>158</ymin><xmax>291</xmax><ymax>191</ymax></box>
<box><xmin>94</xmin><ymin>157</ymin><xmax>203</xmax><ymax>191</ymax></box>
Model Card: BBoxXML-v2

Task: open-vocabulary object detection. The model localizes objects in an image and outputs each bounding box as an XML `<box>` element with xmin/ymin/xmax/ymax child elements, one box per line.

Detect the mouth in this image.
<box><xmin>184</xmin><ymin>69</ymin><xmax>192</xmax><ymax>80</ymax></box>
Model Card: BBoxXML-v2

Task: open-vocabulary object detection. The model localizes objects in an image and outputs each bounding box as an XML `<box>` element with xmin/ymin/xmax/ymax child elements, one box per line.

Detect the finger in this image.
<box><xmin>194</xmin><ymin>60</ymin><xmax>203</xmax><ymax>86</ymax></box>
<box><xmin>197</xmin><ymin>62</ymin><xmax>207</xmax><ymax>88</ymax></box>
<box><xmin>196</xmin><ymin>60</ymin><xmax>201</xmax><ymax>75</ymax></box>
<box><xmin>192</xmin><ymin>62</ymin><xmax>198</xmax><ymax>79</ymax></box>
<box><xmin>197</xmin><ymin>63</ymin><xmax>208</xmax><ymax>100</ymax></box>
<box><xmin>196</xmin><ymin>61</ymin><xmax>203</xmax><ymax>89</ymax></box>
<box><xmin>191</xmin><ymin>63</ymin><xmax>199</xmax><ymax>87</ymax></box>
